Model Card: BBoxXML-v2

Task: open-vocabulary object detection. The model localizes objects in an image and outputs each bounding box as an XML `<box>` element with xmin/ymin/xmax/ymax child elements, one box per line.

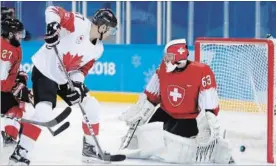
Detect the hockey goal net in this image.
<box><xmin>195</xmin><ymin>37</ymin><xmax>275</xmax><ymax>163</ymax></box>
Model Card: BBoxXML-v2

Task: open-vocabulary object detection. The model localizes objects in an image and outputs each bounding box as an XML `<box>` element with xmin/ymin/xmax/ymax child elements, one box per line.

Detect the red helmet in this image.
<box><xmin>163</xmin><ymin>39</ymin><xmax>189</xmax><ymax>72</ymax></box>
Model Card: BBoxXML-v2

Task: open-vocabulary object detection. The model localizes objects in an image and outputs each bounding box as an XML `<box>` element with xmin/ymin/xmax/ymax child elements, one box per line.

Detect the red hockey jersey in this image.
<box><xmin>0</xmin><ymin>37</ymin><xmax>22</xmax><ymax>92</ymax></box>
<box><xmin>145</xmin><ymin>60</ymin><xmax>219</xmax><ymax>119</ymax></box>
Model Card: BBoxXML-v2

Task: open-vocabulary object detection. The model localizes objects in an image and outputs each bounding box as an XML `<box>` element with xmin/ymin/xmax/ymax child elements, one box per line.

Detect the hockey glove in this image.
<box><xmin>44</xmin><ymin>21</ymin><xmax>61</xmax><ymax>47</ymax></box>
<box><xmin>59</xmin><ymin>81</ymin><xmax>88</xmax><ymax>106</ymax></box>
<box><xmin>16</xmin><ymin>71</ymin><xmax>28</xmax><ymax>85</ymax></box>
<box><xmin>12</xmin><ymin>83</ymin><xmax>30</xmax><ymax>103</ymax></box>
<box><xmin>118</xmin><ymin>93</ymin><xmax>155</xmax><ymax>126</ymax></box>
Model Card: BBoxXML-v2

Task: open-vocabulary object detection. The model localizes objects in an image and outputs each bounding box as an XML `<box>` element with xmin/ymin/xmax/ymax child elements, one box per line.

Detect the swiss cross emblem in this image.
<box><xmin>167</xmin><ymin>85</ymin><xmax>185</xmax><ymax>107</ymax></box>
<box><xmin>178</xmin><ymin>47</ymin><xmax>185</xmax><ymax>54</ymax></box>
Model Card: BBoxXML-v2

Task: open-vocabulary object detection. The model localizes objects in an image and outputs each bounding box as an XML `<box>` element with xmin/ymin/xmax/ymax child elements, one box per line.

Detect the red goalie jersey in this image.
<box><xmin>145</xmin><ymin>60</ymin><xmax>219</xmax><ymax>119</ymax></box>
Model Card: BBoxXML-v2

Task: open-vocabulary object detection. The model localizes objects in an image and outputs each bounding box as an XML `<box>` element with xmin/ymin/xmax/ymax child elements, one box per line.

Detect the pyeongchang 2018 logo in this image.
<box><xmin>20</xmin><ymin>63</ymin><xmax>34</xmax><ymax>73</ymax></box>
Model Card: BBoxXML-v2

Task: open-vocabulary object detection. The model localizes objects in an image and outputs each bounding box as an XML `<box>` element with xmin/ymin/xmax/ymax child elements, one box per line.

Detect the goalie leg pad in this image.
<box><xmin>213</xmin><ymin>139</ymin><xmax>233</xmax><ymax>164</ymax></box>
<box><xmin>120</xmin><ymin>122</ymin><xmax>165</xmax><ymax>159</ymax></box>
<box><xmin>136</xmin><ymin>122</ymin><xmax>165</xmax><ymax>158</ymax></box>
<box><xmin>156</xmin><ymin>131</ymin><xmax>198</xmax><ymax>164</ymax></box>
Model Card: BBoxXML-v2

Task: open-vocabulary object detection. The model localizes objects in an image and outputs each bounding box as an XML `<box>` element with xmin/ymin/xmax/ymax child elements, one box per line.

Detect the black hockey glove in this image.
<box><xmin>44</xmin><ymin>21</ymin><xmax>61</xmax><ymax>47</ymax></box>
<box><xmin>16</xmin><ymin>71</ymin><xmax>28</xmax><ymax>86</ymax></box>
<box><xmin>58</xmin><ymin>81</ymin><xmax>89</xmax><ymax>106</ymax></box>
<box><xmin>12</xmin><ymin>83</ymin><xmax>30</xmax><ymax>103</ymax></box>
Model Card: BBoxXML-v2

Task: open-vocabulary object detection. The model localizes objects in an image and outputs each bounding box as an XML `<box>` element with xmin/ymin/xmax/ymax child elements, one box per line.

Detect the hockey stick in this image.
<box><xmin>120</xmin><ymin>119</ymin><xmax>140</xmax><ymax>150</ymax></box>
<box><xmin>1</xmin><ymin>115</ymin><xmax>69</xmax><ymax>138</ymax></box>
<box><xmin>1</xmin><ymin>108</ymin><xmax>71</xmax><ymax>128</ymax></box>
<box><xmin>53</xmin><ymin>46</ymin><xmax>125</xmax><ymax>162</ymax></box>
<box><xmin>47</xmin><ymin>121</ymin><xmax>70</xmax><ymax>136</ymax></box>
<box><xmin>28</xmin><ymin>94</ymin><xmax>71</xmax><ymax>136</ymax></box>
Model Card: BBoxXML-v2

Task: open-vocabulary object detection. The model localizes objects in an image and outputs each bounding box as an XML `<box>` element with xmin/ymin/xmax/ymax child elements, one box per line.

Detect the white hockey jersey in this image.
<box><xmin>32</xmin><ymin>6</ymin><xmax>103</xmax><ymax>84</ymax></box>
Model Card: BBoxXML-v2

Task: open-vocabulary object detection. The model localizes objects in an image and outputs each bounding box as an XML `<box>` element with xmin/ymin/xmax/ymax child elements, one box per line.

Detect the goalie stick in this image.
<box><xmin>53</xmin><ymin>46</ymin><xmax>126</xmax><ymax>162</ymax></box>
<box><xmin>120</xmin><ymin>119</ymin><xmax>141</xmax><ymax>150</ymax></box>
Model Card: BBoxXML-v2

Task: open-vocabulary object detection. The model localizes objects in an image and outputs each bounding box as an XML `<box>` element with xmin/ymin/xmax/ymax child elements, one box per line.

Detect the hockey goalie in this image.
<box><xmin>119</xmin><ymin>39</ymin><xmax>234</xmax><ymax>164</ymax></box>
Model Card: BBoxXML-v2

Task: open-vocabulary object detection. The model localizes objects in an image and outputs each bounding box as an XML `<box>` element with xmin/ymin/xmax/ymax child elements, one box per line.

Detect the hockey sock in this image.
<box><xmin>18</xmin><ymin>122</ymin><xmax>41</xmax><ymax>157</ymax></box>
<box><xmin>80</xmin><ymin>96</ymin><xmax>101</xmax><ymax>145</ymax></box>
<box><xmin>4</xmin><ymin>106</ymin><xmax>24</xmax><ymax>140</ymax></box>
<box><xmin>83</xmin><ymin>122</ymin><xmax>99</xmax><ymax>145</ymax></box>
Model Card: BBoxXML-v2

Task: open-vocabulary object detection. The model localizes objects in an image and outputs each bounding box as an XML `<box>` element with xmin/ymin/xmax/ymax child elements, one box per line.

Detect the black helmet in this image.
<box><xmin>1</xmin><ymin>18</ymin><xmax>25</xmax><ymax>47</ymax></box>
<box><xmin>2</xmin><ymin>18</ymin><xmax>24</xmax><ymax>34</ymax></box>
<box><xmin>92</xmin><ymin>8</ymin><xmax>117</xmax><ymax>28</ymax></box>
<box><xmin>1</xmin><ymin>6</ymin><xmax>15</xmax><ymax>21</ymax></box>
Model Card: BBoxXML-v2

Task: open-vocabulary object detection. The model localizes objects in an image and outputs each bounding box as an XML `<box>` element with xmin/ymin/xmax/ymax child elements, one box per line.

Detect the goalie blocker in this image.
<box><xmin>119</xmin><ymin>39</ymin><xmax>234</xmax><ymax>164</ymax></box>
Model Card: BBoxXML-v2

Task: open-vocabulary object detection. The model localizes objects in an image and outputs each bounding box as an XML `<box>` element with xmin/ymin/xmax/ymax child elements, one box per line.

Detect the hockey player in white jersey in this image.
<box><xmin>8</xmin><ymin>6</ymin><xmax>120</xmax><ymax>165</ymax></box>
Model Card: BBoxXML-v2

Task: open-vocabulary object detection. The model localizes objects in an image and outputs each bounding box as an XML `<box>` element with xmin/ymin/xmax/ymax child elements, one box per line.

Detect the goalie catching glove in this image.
<box><xmin>119</xmin><ymin>93</ymin><xmax>155</xmax><ymax>126</ymax></box>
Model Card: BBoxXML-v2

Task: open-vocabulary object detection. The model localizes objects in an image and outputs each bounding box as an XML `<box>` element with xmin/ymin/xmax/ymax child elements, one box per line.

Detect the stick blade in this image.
<box><xmin>52</xmin><ymin>122</ymin><xmax>70</xmax><ymax>136</ymax></box>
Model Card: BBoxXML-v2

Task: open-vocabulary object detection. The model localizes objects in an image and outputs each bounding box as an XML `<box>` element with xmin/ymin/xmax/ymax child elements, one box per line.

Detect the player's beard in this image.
<box><xmin>10</xmin><ymin>36</ymin><xmax>20</xmax><ymax>47</ymax></box>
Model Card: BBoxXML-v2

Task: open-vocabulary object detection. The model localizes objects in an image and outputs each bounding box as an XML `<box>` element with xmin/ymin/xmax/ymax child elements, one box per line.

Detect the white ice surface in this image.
<box><xmin>0</xmin><ymin>101</ymin><xmax>274</xmax><ymax>165</ymax></box>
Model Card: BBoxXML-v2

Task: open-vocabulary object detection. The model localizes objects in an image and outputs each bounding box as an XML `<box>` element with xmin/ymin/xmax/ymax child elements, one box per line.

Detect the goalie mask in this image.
<box><xmin>163</xmin><ymin>39</ymin><xmax>189</xmax><ymax>72</ymax></box>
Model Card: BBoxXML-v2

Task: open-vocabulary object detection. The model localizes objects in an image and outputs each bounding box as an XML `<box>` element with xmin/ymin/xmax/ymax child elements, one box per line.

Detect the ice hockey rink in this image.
<box><xmin>0</xmin><ymin>101</ymin><xmax>274</xmax><ymax>165</ymax></box>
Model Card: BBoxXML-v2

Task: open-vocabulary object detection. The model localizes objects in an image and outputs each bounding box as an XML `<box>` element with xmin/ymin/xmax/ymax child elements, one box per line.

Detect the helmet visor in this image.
<box><xmin>107</xmin><ymin>26</ymin><xmax>117</xmax><ymax>36</ymax></box>
<box><xmin>15</xmin><ymin>29</ymin><xmax>26</xmax><ymax>39</ymax></box>
<box><xmin>163</xmin><ymin>52</ymin><xmax>176</xmax><ymax>64</ymax></box>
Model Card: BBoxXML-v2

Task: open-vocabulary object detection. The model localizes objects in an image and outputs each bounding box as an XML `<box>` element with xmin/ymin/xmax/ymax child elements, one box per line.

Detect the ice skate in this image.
<box><xmin>1</xmin><ymin>131</ymin><xmax>17</xmax><ymax>147</ymax></box>
<box><xmin>82</xmin><ymin>136</ymin><xmax>111</xmax><ymax>163</ymax></box>
<box><xmin>8</xmin><ymin>144</ymin><xmax>30</xmax><ymax>166</ymax></box>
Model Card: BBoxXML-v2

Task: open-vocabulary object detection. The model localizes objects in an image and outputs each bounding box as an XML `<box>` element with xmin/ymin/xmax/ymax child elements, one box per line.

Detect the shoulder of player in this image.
<box><xmin>157</xmin><ymin>60</ymin><xmax>166</xmax><ymax>72</ymax></box>
<box><xmin>73</xmin><ymin>13</ymin><xmax>91</xmax><ymax>32</ymax></box>
<box><xmin>1</xmin><ymin>37</ymin><xmax>22</xmax><ymax>54</ymax></box>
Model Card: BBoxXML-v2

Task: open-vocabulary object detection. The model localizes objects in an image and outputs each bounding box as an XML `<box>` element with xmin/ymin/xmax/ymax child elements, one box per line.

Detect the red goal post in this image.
<box><xmin>194</xmin><ymin>37</ymin><xmax>275</xmax><ymax>163</ymax></box>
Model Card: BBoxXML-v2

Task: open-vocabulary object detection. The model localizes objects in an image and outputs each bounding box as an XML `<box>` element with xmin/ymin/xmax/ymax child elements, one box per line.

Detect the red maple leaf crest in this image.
<box><xmin>62</xmin><ymin>52</ymin><xmax>83</xmax><ymax>71</ymax></box>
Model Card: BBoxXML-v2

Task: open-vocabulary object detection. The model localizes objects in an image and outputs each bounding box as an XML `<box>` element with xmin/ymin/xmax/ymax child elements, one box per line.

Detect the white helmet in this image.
<box><xmin>163</xmin><ymin>39</ymin><xmax>189</xmax><ymax>72</ymax></box>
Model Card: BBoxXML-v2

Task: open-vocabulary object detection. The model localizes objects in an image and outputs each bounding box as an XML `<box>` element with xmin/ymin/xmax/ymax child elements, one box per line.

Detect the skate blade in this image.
<box><xmin>82</xmin><ymin>156</ymin><xmax>111</xmax><ymax>164</ymax></box>
<box><xmin>3</xmin><ymin>143</ymin><xmax>17</xmax><ymax>148</ymax></box>
<box><xmin>8</xmin><ymin>159</ymin><xmax>28</xmax><ymax>166</ymax></box>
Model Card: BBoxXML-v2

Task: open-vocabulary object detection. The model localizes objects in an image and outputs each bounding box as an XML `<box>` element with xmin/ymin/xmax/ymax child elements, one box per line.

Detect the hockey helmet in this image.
<box><xmin>92</xmin><ymin>8</ymin><xmax>118</xmax><ymax>36</ymax></box>
<box><xmin>1</xmin><ymin>18</ymin><xmax>26</xmax><ymax>47</ymax></box>
<box><xmin>163</xmin><ymin>39</ymin><xmax>189</xmax><ymax>72</ymax></box>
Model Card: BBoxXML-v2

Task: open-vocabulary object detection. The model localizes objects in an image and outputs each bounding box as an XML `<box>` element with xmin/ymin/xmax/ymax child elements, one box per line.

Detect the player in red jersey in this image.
<box><xmin>119</xmin><ymin>39</ymin><xmax>234</xmax><ymax>164</ymax></box>
<box><xmin>1</xmin><ymin>19</ymin><xmax>42</xmax><ymax>165</ymax></box>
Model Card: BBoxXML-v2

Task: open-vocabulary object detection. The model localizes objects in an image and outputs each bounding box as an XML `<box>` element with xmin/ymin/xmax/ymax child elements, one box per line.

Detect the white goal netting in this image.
<box><xmin>195</xmin><ymin>38</ymin><xmax>276</xmax><ymax>163</ymax></box>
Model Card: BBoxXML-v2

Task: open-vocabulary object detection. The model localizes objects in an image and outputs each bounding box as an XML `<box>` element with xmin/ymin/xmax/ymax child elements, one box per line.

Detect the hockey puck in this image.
<box><xmin>240</xmin><ymin>145</ymin><xmax>246</xmax><ymax>152</ymax></box>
